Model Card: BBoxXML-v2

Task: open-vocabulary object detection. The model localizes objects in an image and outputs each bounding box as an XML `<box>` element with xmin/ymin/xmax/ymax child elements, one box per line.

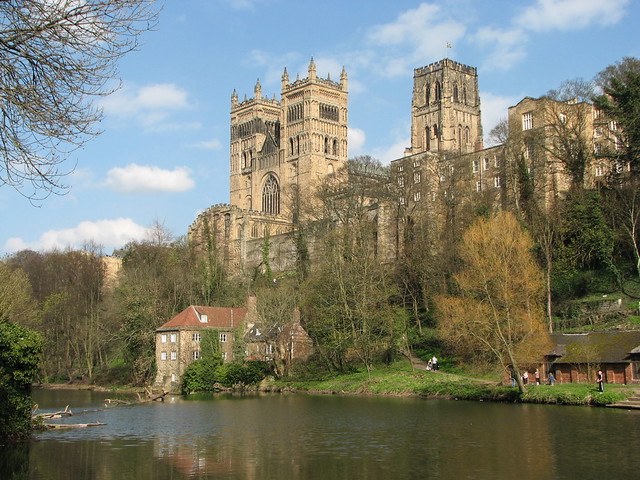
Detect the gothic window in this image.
<box><xmin>296</xmin><ymin>136</ymin><xmax>300</xmax><ymax>154</ymax></box>
<box><xmin>324</xmin><ymin>137</ymin><xmax>329</xmax><ymax>154</ymax></box>
<box><xmin>242</xmin><ymin>152</ymin><xmax>247</xmax><ymax>168</ymax></box>
<box><xmin>522</xmin><ymin>112</ymin><xmax>533</xmax><ymax>130</ymax></box>
<box><xmin>425</xmin><ymin>82</ymin><xmax>430</xmax><ymax>105</ymax></box>
<box><xmin>472</xmin><ymin>159</ymin><xmax>479</xmax><ymax>173</ymax></box>
<box><xmin>463</xmin><ymin>85</ymin><xmax>468</xmax><ymax>104</ymax></box>
<box><xmin>262</xmin><ymin>174</ymin><xmax>280</xmax><ymax>215</ymax></box>
<box><xmin>224</xmin><ymin>214</ymin><xmax>231</xmax><ymax>239</ymax></box>
<box><xmin>289</xmin><ymin>138</ymin><xmax>294</xmax><ymax>155</ymax></box>
<box><xmin>433</xmin><ymin>125</ymin><xmax>439</xmax><ymax>139</ymax></box>
<box><xmin>435</xmin><ymin>81</ymin><xmax>442</xmax><ymax>102</ymax></box>
<box><xmin>465</xmin><ymin>127</ymin><xmax>470</xmax><ymax>144</ymax></box>
<box><xmin>327</xmin><ymin>163</ymin><xmax>334</xmax><ymax>174</ymax></box>
<box><xmin>453</xmin><ymin>84</ymin><xmax>459</xmax><ymax>103</ymax></box>
<box><xmin>251</xmin><ymin>223</ymin><xmax>259</xmax><ymax>237</ymax></box>
<box><xmin>333</xmin><ymin>139</ymin><xmax>338</xmax><ymax>155</ymax></box>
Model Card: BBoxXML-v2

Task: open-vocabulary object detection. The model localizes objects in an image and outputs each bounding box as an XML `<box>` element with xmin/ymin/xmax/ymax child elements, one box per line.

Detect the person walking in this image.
<box><xmin>431</xmin><ymin>356</ymin><xmax>438</xmax><ymax>371</ymax></box>
<box><xmin>535</xmin><ymin>369</ymin><xmax>540</xmax><ymax>385</ymax></box>
<box><xmin>597</xmin><ymin>370</ymin><xmax>604</xmax><ymax>393</ymax></box>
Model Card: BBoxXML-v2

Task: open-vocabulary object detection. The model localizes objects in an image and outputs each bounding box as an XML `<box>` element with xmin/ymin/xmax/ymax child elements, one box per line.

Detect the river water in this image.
<box><xmin>1</xmin><ymin>388</ymin><xmax>639</xmax><ymax>479</ymax></box>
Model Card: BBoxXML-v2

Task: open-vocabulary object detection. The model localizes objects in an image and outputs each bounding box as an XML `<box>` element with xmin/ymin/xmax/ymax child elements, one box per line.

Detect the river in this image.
<box><xmin>1</xmin><ymin>388</ymin><xmax>639</xmax><ymax>479</ymax></box>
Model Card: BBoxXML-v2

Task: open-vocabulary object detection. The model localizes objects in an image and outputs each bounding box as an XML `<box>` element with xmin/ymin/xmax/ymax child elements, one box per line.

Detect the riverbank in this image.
<box><xmin>264</xmin><ymin>359</ymin><xmax>635</xmax><ymax>407</ymax></box>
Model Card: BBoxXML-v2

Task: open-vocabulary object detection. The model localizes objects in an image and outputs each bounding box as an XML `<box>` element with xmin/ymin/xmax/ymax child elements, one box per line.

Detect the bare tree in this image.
<box><xmin>0</xmin><ymin>0</ymin><xmax>159</xmax><ymax>200</ymax></box>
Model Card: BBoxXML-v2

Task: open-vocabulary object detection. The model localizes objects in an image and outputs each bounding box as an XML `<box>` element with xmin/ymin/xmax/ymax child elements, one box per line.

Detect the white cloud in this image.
<box><xmin>474</xmin><ymin>27</ymin><xmax>527</xmax><ymax>71</ymax></box>
<box><xmin>372</xmin><ymin>137</ymin><xmax>411</xmax><ymax>165</ymax></box>
<box><xmin>516</xmin><ymin>0</ymin><xmax>629</xmax><ymax>32</ymax></box>
<box><xmin>348</xmin><ymin>127</ymin><xmax>366</xmax><ymax>156</ymax></box>
<box><xmin>4</xmin><ymin>218</ymin><xmax>150</xmax><ymax>253</ymax></box>
<box><xmin>366</xmin><ymin>3</ymin><xmax>466</xmax><ymax>77</ymax></box>
<box><xmin>100</xmin><ymin>83</ymin><xmax>192</xmax><ymax>131</ymax></box>
<box><xmin>480</xmin><ymin>92</ymin><xmax>521</xmax><ymax>145</ymax></box>
<box><xmin>190</xmin><ymin>138</ymin><xmax>223</xmax><ymax>150</ymax></box>
<box><xmin>105</xmin><ymin>164</ymin><xmax>195</xmax><ymax>193</ymax></box>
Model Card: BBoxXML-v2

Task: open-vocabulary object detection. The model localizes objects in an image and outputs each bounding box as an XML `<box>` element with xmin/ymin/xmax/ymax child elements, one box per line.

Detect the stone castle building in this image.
<box><xmin>189</xmin><ymin>58</ymin><xmax>625</xmax><ymax>274</ymax></box>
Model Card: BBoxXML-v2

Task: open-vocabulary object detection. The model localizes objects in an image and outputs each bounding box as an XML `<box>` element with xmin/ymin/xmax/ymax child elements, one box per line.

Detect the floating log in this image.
<box><xmin>45</xmin><ymin>422</ymin><xmax>106</xmax><ymax>429</ymax></box>
<box><xmin>33</xmin><ymin>405</ymin><xmax>73</xmax><ymax>420</ymax></box>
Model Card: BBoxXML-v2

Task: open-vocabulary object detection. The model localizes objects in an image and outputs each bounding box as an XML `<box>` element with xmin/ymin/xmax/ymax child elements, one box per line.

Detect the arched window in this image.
<box><xmin>425</xmin><ymin>126</ymin><xmax>431</xmax><ymax>151</ymax></box>
<box><xmin>333</xmin><ymin>139</ymin><xmax>338</xmax><ymax>155</ymax></box>
<box><xmin>242</xmin><ymin>152</ymin><xmax>247</xmax><ymax>169</ymax></box>
<box><xmin>458</xmin><ymin>125</ymin><xmax>462</xmax><ymax>150</ymax></box>
<box><xmin>262</xmin><ymin>174</ymin><xmax>280</xmax><ymax>215</ymax></box>
<box><xmin>324</xmin><ymin>136</ymin><xmax>329</xmax><ymax>154</ymax></box>
<box><xmin>463</xmin><ymin>85</ymin><xmax>468</xmax><ymax>105</ymax></box>
<box><xmin>296</xmin><ymin>135</ymin><xmax>300</xmax><ymax>154</ymax></box>
<box><xmin>465</xmin><ymin>127</ymin><xmax>470</xmax><ymax>144</ymax></box>
<box><xmin>425</xmin><ymin>82</ymin><xmax>430</xmax><ymax>105</ymax></box>
<box><xmin>453</xmin><ymin>84</ymin><xmax>459</xmax><ymax>103</ymax></box>
<box><xmin>435</xmin><ymin>81</ymin><xmax>441</xmax><ymax>102</ymax></box>
<box><xmin>327</xmin><ymin>163</ymin><xmax>334</xmax><ymax>174</ymax></box>
<box><xmin>289</xmin><ymin>138</ymin><xmax>294</xmax><ymax>155</ymax></box>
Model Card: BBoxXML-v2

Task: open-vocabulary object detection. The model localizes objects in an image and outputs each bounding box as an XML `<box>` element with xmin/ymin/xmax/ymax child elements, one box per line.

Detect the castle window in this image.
<box><xmin>192</xmin><ymin>333</ymin><xmax>201</xmax><ymax>342</ymax></box>
<box><xmin>494</xmin><ymin>176</ymin><xmax>501</xmax><ymax>188</ymax></box>
<box><xmin>522</xmin><ymin>112</ymin><xmax>533</xmax><ymax>130</ymax></box>
<box><xmin>328</xmin><ymin>163</ymin><xmax>334</xmax><ymax>174</ymax></box>
<box><xmin>413</xmin><ymin>159</ymin><xmax>421</xmax><ymax>167</ymax></box>
<box><xmin>333</xmin><ymin>139</ymin><xmax>338</xmax><ymax>155</ymax></box>
<box><xmin>476</xmin><ymin>181</ymin><xmax>482</xmax><ymax>192</ymax></box>
<box><xmin>289</xmin><ymin>138</ymin><xmax>294</xmax><ymax>155</ymax></box>
<box><xmin>399</xmin><ymin>197</ymin><xmax>405</xmax><ymax>205</ymax></box>
<box><xmin>472</xmin><ymin>160</ymin><xmax>479</xmax><ymax>173</ymax></box>
<box><xmin>435</xmin><ymin>81</ymin><xmax>441</xmax><ymax>102</ymax></box>
<box><xmin>425</xmin><ymin>126</ymin><xmax>431</xmax><ymax>150</ymax></box>
<box><xmin>170</xmin><ymin>333</ymin><xmax>177</xmax><ymax>343</ymax></box>
<box><xmin>483</xmin><ymin>158</ymin><xmax>489</xmax><ymax>170</ymax></box>
<box><xmin>262</xmin><ymin>174</ymin><xmax>280</xmax><ymax>215</ymax></box>
<box><xmin>161</xmin><ymin>334</ymin><xmax>167</xmax><ymax>343</ymax></box>
<box><xmin>453</xmin><ymin>84</ymin><xmax>459</xmax><ymax>103</ymax></box>
<box><xmin>595</xmin><ymin>165</ymin><xmax>604</xmax><ymax>177</ymax></box>
<box><xmin>193</xmin><ymin>351</ymin><xmax>200</xmax><ymax>360</ymax></box>
<box><xmin>324</xmin><ymin>137</ymin><xmax>329</xmax><ymax>154</ymax></box>
<box><xmin>413</xmin><ymin>191</ymin><xmax>421</xmax><ymax>202</ymax></box>
<box><xmin>398</xmin><ymin>176</ymin><xmax>404</xmax><ymax>187</ymax></box>
<box><xmin>251</xmin><ymin>224</ymin><xmax>259</xmax><ymax>237</ymax></box>
<box><xmin>220</xmin><ymin>333</ymin><xmax>228</xmax><ymax>343</ymax></box>
<box><xmin>170</xmin><ymin>351</ymin><xmax>177</xmax><ymax>360</ymax></box>
<box><xmin>465</xmin><ymin>127</ymin><xmax>470</xmax><ymax>144</ymax></box>
<box><xmin>494</xmin><ymin>156</ymin><xmax>499</xmax><ymax>168</ymax></box>
<box><xmin>413</xmin><ymin>172</ymin><xmax>421</xmax><ymax>184</ymax></box>
<box><xmin>319</xmin><ymin>103</ymin><xmax>339</xmax><ymax>122</ymax></box>
<box><xmin>161</xmin><ymin>351</ymin><xmax>167</xmax><ymax>361</ymax></box>
<box><xmin>296</xmin><ymin>136</ymin><xmax>300</xmax><ymax>154</ymax></box>
<box><xmin>463</xmin><ymin>85</ymin><xmax>468</xmax><ymax>104</ymax></box>
<box><xmin>425</xmin><ymin>82</ymin><xmax>430</xmax><ymax>105</ymax></box>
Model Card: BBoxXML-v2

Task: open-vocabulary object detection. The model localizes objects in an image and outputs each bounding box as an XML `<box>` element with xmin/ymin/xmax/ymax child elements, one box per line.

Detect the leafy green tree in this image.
<box><xmin>594</xmin><ymin>57</ymin><xmax>640</xmax><ymax>175</ymax></box>
<box><xmin>0</xmin><ymin>322</ymin><xmax>43</xmax><ymax>442</ymax></box>
<box><xmin>302</xmin><ymin>157</ymin><xmax>407</xmax><ymax>372</ymax></box>
<box><xmin>435</xmin><ymin>212</ymin><xmax>550</xmax><ymax>393</ymax></box>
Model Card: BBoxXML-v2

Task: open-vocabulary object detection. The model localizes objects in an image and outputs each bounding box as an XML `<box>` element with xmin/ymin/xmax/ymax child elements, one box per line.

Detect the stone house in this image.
<box><xmin>541</xmin><ymin>332</ymin><xmax>640</xmax><ymax>385</ymax></box>
<box><xmin>154</xmin><ymin>304</ymin><xmax>251</xmax><ymax>392</ymax></box>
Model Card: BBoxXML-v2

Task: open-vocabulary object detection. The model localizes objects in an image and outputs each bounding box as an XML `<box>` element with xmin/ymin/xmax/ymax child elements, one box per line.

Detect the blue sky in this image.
<box><xmin>1</xmin><ymin>0</ymin><xmax>638</xmax><ymax>255</ymax></box>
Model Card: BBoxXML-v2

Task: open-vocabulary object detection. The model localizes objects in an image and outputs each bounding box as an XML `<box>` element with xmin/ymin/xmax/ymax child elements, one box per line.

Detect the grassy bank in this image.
<box><xmin>266</xmin><ymin>359</ymin><xmax>634</xmax><ymax>406</ymax></box>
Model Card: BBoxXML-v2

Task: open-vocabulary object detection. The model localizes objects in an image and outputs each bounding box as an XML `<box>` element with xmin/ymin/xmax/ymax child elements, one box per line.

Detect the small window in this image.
<box><xmin>161</xmin><ymin>351</ymin><xmax>167</xmax><ymax>361</ymax></box>
<box><xmin>161</xmin><ymin>334</ymin><xmax>167</xmax><ymax>343</ymax></box>
<box><xmin>192</xmin><ymin>333</ymin><xmax>201</xmax><ymax>342</ymax></box>
<box><xmin>170</xmin><ymin>333</ymin><xmax>177</xmax><ymax>343</ymax></box>
<box><xmin>522</xmin><ymin>112</ymin><xmax>533</xmax><ymax>130</ymax></box>
<box><xmin>559</xmin><ymin>113</ymin><xmax>567</xmax><ymax>124</ymax></box>
<box><xmin>595</xmin><ymin>165</ymin><xmax>604</xmax><ymax>177</ymax></box>
<box><xmin>398</xmin><ymin>177</ymin><xmax>405</xmax><ymax>187</ymax></box>
<box><xmin>193</xmin><ymin>351</ymin><xmax>200</xmax><ymax>360</ymax></box>
<box><xmin>170</xmin><ymin>351</ymin><xmax>177</xmax><ymax>360</ymax></box>
<box><xmin>397</xmin><ymin>164</ymin><xmax>404</xmax><ymax>172</ymax></box>
<box><xmin>494</xmin><ymin>176</ymin><xmax>501</xmax><ymax>188</ymax></box>
<box><xmin>399</xmin><ymin>197</ymin><xmax>405</xmax><ymax>205</ymax></box>
<box><xmin>413</xmin><ymin>191</ymin><xmax>421</xmax><ymax>202</ymax></box>
<box><xmin>476</xmin><ymin>181</ymin><xmax>481</xmax><ymax>192</ymax></box>
<box><xmin>220</xmin><ymin>333</ymin><xmax>228</xmax><ymax>343</ymax></box>
<box><xmin>413</xmin><ymin>159</ymin><xmax>421</xmax><ymax>167</ymax></box>
<box><xmin>472</xmin><ymin>160</ymin><xmax>479</xmax><ymax>173</ymax></box>
<box><xmin>483</xmin><ymin>158</ymin><xmax>489</xmax><ymax>171</ymax></box>
<box><xmin>413</xmin><ymin>172</ymin><xmax>421</xmax><ymax>184</ymax></box>
<box><xmin>493</xmin><ymin>156</ymin><xmax>499</xmax><ymax>168</ymax></box>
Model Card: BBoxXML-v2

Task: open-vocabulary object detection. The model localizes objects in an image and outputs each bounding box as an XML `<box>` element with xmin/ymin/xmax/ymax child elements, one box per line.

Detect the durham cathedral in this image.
<box><xmin>188</xmin><ymin>58</ymin><xmax>621</xmax><ymax>275</ymax></box>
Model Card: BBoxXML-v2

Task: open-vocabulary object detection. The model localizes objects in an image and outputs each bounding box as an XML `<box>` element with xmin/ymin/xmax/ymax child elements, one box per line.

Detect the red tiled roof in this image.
<box><xmin>157</xmin><ymin>305</ymin><xmax>247</xmax><ymax>331</ymax></box>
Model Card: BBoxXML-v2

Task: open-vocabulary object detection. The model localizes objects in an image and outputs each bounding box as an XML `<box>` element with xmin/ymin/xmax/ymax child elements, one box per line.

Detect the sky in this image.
<box><xmin>1</xmin><ymin>0</ymin><xmax>639</xmax><ymax>256</ymax></box>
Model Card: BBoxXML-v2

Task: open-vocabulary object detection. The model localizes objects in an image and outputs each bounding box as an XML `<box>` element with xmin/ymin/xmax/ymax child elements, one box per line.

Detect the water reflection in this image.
<box><xmin>1</xmin><ymin>390</ymin><xmax>639</xmax><ymax>479</ymax></box>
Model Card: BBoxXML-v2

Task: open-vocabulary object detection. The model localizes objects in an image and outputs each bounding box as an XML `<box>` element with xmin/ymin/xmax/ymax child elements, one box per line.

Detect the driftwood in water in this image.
<box><xmin>105</xmin><ymin>389</ymin><xmax>168</xmax><ymax>407</ymax></box>
<box><xmin>32</xmin><ymin>404</ymin><xmax>73</xmax><ymax>420</ymax></box>
<box><xmin>45</xmin><ymin>422</ymin><xmax>106</xmax><ymax>429</ymax></box>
